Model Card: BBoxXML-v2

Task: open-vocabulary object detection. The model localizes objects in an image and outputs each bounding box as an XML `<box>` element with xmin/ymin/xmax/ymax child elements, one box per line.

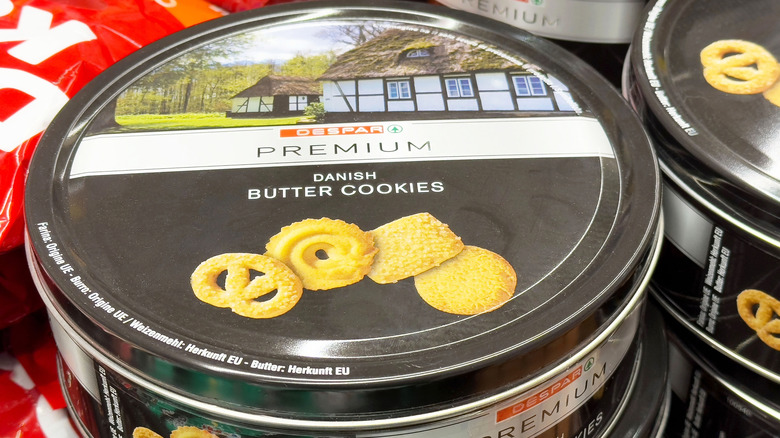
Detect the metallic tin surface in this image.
<box><xmin>25</xmin><ymin>1</ymin><xmax>660</xmax><ymax>435</ymax></box>
<box><xmin>661</xmin><ymin>302</ymin><xmax>780</xmax><ymax>437</ymax></box>
<box><xmin>435</xmin><ymin>0</ymin><xmax>645</xmax><ymax>44</ymax></box>
<box><xmin>625</xmin><ymin>0</ymin><xmax>780</xmax><ymax>381</ymax></box>
<box><xmin>52</xmin><ymin>298</ymin><xmax>655</xmax><ymax>437</ymax></box>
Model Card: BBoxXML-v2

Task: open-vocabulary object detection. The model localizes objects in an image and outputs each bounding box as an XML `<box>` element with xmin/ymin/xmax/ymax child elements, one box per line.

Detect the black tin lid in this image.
<box><xmin>628</xmin><ymin>0</ymin><xmax>780</xmax><ymax>231</ymax></box>
<box><xmin>25</xmin><ymin>0</ymin><xmax>660</xmax><ymax>422</ymax></box>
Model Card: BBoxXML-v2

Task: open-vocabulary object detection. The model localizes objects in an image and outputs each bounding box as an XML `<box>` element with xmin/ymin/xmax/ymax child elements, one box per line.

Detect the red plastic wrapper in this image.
<box><xmin>1</xmin><ymin>311</ymin><xmax>72</xmax><ymax>437</ymax></box>
<box><xmin>204</xmin><ymin>0</ymin><xmax>313</xmax><ymax>13</ymax></box>
<box><xmin>0</xmin><ymin>0</ymin><xmax>223</xmax><ymax>254</ymax></box>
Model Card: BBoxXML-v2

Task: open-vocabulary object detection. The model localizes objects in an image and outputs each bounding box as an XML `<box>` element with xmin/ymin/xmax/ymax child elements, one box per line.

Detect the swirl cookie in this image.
<box><xmin>265</xmin><ymin>218</ymin><xmax>377</xmax><ymax>290</ymax></box>
<box><xmin>737</xmin><ymin>289</ymin><xmax>780</xmax><ymax>351</ymax></box>
<box><xmin>190</xmin><ymin>253</ymin><xmax>303</xmax><ymax>318</ymax></box>
<box><xmin>368</xmin><ymin>212</ymin><xmax>464</xmax><ymax>284</ymax></box>
<box><xmin>414</xmin><ymin>245</ymin><xmax>516</xmax><ymax>315</ymax></box>
<box><xmin>701</xmin><ymin>39</ymin><xmax>780</xmax><ymax>94</ymax></box>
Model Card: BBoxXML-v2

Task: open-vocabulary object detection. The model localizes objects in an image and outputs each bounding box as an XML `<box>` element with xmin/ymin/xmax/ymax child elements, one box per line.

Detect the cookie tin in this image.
<box><xmin>660</xmin><ymin>301</ymin><xmax>780</xmax><ymax>437</ymax></box>
<box><xmin>433</xmin><ymin>0</ymin><xmax>645</xmax><ymax>44</ymax></box>
<box><xmin>25</xmin><ymin>1</ymin><xmax>661</xmax><ymax>436</ymax></box>
<box><xmin>624</xmin><ymin>0</ymin><xmax>780</xmax><ymax>382</ymax></box>
<box><xmin>432</xmin><ymin>0</ymin><xmax>644</xmax><ymax>86</ymax></box>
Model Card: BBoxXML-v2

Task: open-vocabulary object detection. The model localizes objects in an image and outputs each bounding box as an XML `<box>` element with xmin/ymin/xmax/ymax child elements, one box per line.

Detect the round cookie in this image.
<box><xmin>190</xmin><ymin>253</ymin><xmax>303</xmax><ymax>319</ymax></box>
<box><xmin>701</xmin><ymin>39</ymin><xmax>780</xmax><ymax>94</ymax></box>
<box><xmin>368</xmin><ymin>212</ymin><xmax>464</xmax><ymax>284</ymax></box>
<box><xmin>265</xmin><ymin>218</ymin><xmax>377</xmax><ymax>290</ymax></box>
<box><xmin>414</xmin><ymin>245</ymin><xmax>517</xmax><ymax>315</ymax></box>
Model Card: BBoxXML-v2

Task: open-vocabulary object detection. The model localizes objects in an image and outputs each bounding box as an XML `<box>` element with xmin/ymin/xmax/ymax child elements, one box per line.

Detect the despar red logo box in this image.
<box><xmin>0</xmin><ymin>0</ymin><xmax>220</xmax><ymax>252</ymax></box>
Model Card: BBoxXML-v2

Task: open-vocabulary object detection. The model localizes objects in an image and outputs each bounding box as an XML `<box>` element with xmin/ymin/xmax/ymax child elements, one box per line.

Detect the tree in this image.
<box><xmin>323</xmin><ymin>23</ymin><xmax>387</xmax><ymax>46</ymax></box>
<box><xmin>280</xmin><ymin>52</ymin><xmax>337</xmax><ymax>78</ymax></box>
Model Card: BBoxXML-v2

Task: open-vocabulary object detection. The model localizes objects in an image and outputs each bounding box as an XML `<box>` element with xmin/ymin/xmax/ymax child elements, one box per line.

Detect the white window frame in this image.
<box><xmin>387</xmin><ymin>80</ymin><xmax>412</xmax><ymax>100</ymax></box>
<box><xmin>406</xmin><ymin>48</ymin><xmax>431</xmax><ymax>58</ymax></box>
<box><xmin>289</xmin><ymin>95</ymin><xmax>308</xmax><ymax>111</ymax></box>
<box><xmin>445</xmin><ymin>77</ymin><xmax>475</xmax><ymax>98</ymax></box>
<box><xmin>513</xmin><ymin>75</ymin><xmax>548</xmax><ymax>97</ymax></box>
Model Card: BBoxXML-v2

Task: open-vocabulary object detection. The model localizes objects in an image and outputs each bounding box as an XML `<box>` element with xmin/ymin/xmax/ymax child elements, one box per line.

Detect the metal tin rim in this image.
<box><xmin>36</xmin><ymin>223</ymin><xmax>663</xmax><ymax>430</ymax></box>
<box><xmin>663</xmin><ymin>304</ymin><xmax>780</xmax><ymax>423</ymax></box>
<box><xmin>601</xmin><ymin>302</ymin><xmax>670</xmax><ymax>438</ymax></box>
<box><xmin>653</xmin><ymin>291</ymin><xmax>780</xmax><ymax>385</ymax></box>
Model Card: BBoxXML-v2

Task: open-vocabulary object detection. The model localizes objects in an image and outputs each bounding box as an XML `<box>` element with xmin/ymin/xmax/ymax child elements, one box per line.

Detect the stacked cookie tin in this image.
<box><xmin>433</xmin><ymin>0</ymin><xmax>646</xmax><ymax>85</ymax></box>
<box><xmin>24</xmin><ymin>1</ymin><xmax>665</xmax><ymax>437</ymax></box>
<box><xmin>624</xmin><ymin>0</ymin><xmax>780</xmax><ymax>435</ymax></box>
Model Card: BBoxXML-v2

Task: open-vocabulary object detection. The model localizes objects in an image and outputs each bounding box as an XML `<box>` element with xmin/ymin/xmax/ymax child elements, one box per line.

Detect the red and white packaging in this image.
<box><xmin>0</xmin><ymin>0</ymin><xmax>223</xmax><ymax>254</ymax></box>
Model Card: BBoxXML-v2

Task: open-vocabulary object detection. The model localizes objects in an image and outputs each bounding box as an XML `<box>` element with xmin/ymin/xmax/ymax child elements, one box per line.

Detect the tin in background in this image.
<box><xmin>624</xmin><ymin>0</ymin><xmax>780</xmax><ymax>383</ymax></box>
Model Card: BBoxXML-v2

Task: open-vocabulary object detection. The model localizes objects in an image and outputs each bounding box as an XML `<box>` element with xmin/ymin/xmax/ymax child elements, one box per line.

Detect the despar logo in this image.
<box><xmin>280</xmin><ymin>125</ymin><xmax>386</xmax><ymax>137</ymax></box>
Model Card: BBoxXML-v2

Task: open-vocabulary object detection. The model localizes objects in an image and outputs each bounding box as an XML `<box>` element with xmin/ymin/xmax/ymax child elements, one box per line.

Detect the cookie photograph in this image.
<box><xmin>265</xmin><ymin>217</ymin><xmax>377</xmax><ymax>290</ymax></box>
<box><xmin>190</xmin><ymin>252</ymin><xmax>303</xmax><ymax>319</ymax></box>
<box><xmin>368</xmin><ymin>212</ymin><xmax>465</xmax><ymax>284</ymax></box>
<box><xmin>414</xmin><ymin>245</ymin><xmax>517</xmax><ymax>315</ymax></box>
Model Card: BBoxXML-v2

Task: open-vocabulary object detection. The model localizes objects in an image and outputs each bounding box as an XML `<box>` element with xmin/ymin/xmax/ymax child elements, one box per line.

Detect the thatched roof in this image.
<box><xmin>319</xmin><ymin>29</ymin><xmax>516</xmax><ymax>80</ymax></box>
<box><xmin>233</xmin><ymin>75</ymin><xmax>321</xmax><ymax>98</ymax></box>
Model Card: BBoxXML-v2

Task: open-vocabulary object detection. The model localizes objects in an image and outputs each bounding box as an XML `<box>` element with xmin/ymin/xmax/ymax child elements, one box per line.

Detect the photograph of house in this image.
<box><xmin>227</xmin><ymin>75</ymin><xmax>321</xmax><ymax>118</ymax></box>
<box><xmin>317</xmin><ymin>28</ymin><xmax>578</xmax><ymax>121</ymax></box>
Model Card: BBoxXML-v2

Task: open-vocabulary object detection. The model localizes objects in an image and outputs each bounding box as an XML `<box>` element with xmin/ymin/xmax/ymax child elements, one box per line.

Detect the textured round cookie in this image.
<box><xmin>414</xmin><ymin>245</ymin><xmax>517</xmax><ymax>315</ymax></box>
<box><xmin>190</xmin><ymin>252</ymin><xmax>303</xmax><ymax>318</ymax></box>
<box><xmin>368</xmin><ymin>212</ymin><xmax>464</xmax><ymax>284</ymax></box>
<box><xmin>265</xmin><ymin>218</ymin><xmax>377</xmax><ymax>290</ymax></box>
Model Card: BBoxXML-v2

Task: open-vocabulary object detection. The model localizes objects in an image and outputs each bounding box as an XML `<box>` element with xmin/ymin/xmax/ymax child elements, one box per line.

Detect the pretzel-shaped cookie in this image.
<box><xmin>701</xmin><ymin>40</ymin><xmax>780</xmax><ymax>94</ymax></box>
<box><xmin>190</xmin><ymin>253</ymin><xmax>302</xmax><ymax>319</ymax></box>
<box><xmin>265</xmin><ymin>218</ymin><xmax>377</xmax><ymax>290</ymax></box>
<box><xmin>737</xmin><ymin>289</ymin><xmax>780</xmax><ymax>351</ymax></box>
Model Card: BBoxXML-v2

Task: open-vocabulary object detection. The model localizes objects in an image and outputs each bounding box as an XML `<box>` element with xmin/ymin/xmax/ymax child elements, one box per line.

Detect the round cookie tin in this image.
<box><xmin>25</xmin><ymin>1</ymin><xmax>661</xmax><ymax>436</ymax></box>
<box><xmin>661</xmin><ymin>301</ymin><xmax>780</xmax><ymax>437</ymax></box>
<box><xmin>433</xmin><ymin>0</ymin><xmax>645</xmax><ymax>44</ymax></box>
<box><xmin>624</xmin><ymin>0</ymin><xmax>780</xmax><ymax>382</ymax></box>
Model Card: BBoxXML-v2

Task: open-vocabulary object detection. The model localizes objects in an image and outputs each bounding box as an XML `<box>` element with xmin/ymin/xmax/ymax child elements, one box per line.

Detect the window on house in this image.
<box><xmin>513</xmin><ymin>75</ymin><xmax>548</xmax><ymax>96</ymax></box>
<box><xmin>445</xmin><ymin>77</ymin><xmax>474</xmax><ymax>98</ymax></box>
<box><xmin>289</xmin><ymin>95</ymin><xmax>308</xmax><ymax>111</ymax></box>
<box><xmin>406</xmin><ymin>48</ymin><xmax>431</xmax><ymax>58</ymax></box>
<box><xmin>387</xmin><ymin>80</ymin><xmax>412</xmax><ymax>99</ymax></box>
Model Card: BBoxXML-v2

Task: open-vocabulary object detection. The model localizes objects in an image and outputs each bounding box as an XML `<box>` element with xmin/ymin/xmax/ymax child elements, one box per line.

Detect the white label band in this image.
<box><xmin>69</xmin><ymin>117</ymin><xmax>614</xmax><ymax>179</ymax></box>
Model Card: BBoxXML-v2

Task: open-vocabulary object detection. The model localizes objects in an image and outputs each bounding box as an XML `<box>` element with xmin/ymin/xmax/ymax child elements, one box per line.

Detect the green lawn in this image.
<box><xmin>113</xmin><ymin>113</ymin><xmax>309</xmax><ymax>132</ymax></box>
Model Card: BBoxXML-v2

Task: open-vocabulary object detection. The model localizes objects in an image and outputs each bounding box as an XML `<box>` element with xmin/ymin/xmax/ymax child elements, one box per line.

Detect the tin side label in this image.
<box><xmin>362</xmin><ymin>309</ymin><xmax>640</xmax><ymax>438</ymax></box>
<box><xmin>655</xmin><ymin>185</ymin><xmax>780</xmax><ymax>375</ymax></box>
